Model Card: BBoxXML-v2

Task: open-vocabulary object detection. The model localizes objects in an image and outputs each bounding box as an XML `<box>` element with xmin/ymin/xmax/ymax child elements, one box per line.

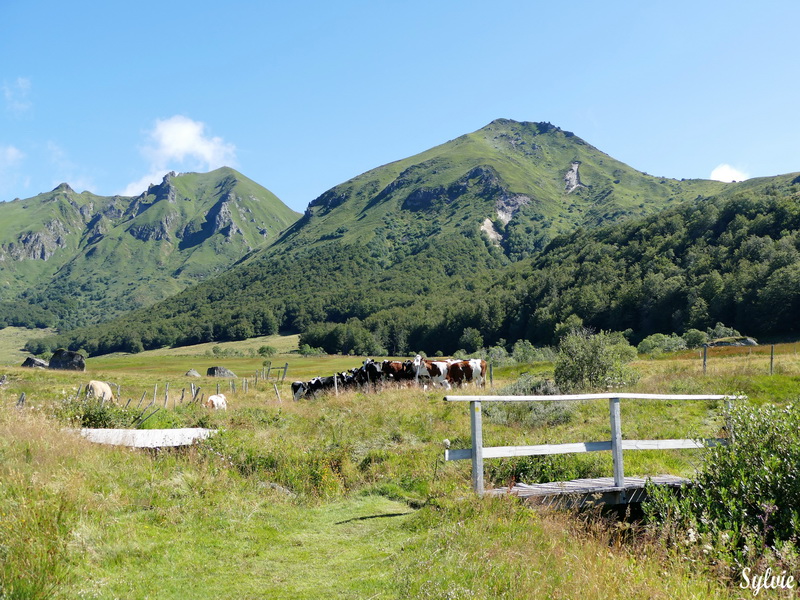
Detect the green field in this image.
<box><xmin>0</xmin><ymin>326</ymin><xmax>55</xmax><ymax>364</ymax></box>
<box><xmin>2</xmin><ymin>343</ymin><xmax>799</xmax><ymax>598</ymax></box>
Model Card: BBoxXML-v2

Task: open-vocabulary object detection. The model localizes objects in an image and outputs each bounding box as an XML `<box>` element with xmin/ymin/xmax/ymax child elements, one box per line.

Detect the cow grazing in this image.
<box><xmin>205</xmin><ymin>393</ymin><xmax>227</xmax><ymax>410</ymax></box>
<box><xmin>446</xmin><ymin>359</ymin><xmax>488</xmax><ymax>388</ymax></box>
<box><xmin>86</xmin><ymin>380</ymin><xmax>114</xmax><ymax>403</ymax></box>
<box><xmin>381</xmin><ymin>360</ymin><xmax>415</xmax><ymax>386</ymax></box>
<box><xmin>291</xmin><ymin>381</ymin><xmax>307</xmax><ymax>401</ymax></box>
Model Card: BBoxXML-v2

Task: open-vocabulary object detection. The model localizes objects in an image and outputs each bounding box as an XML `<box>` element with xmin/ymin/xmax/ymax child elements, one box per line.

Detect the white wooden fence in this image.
<box><xmin>444</xmin><ymin>393</ymin><xmax>737</xmax><ymax>495</ymax></box>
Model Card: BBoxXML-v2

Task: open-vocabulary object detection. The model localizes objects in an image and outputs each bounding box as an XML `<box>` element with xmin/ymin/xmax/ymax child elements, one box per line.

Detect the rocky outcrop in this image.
<box><xmin>48</xmin><ymin>349</ymin><xmax>86</xmax><ymax>371</ymax></box>
<box><xmin>495</xmin><ymin>194</ymin><xmax>532</xmax><ymax>225</ymax></box>
<box><xmin>207</xmin><ymin>366</ymin><xmax>237</xmax><ymax>378</ymax></box>
<box><xmin>127</xmin><ymin>213</ymin><xmax>176</xmax><ymax>242</ymax></box>
<box><xmin>400</xmin><ymin>165</ymin><xmax>507</xmax><ymax>212</ymax></box>
<box><xmin>564</xmin><ymin>162</ymin><xmax>587</xmax><ymax>193</ymax></box>
<box><xmin>3</xmin><ymin>220</ymin><xmax>70</xmax><ymax>261</ymax></box>
<box><xmin>185</xmin><ymin>369</ymin><xmax>201</xmax><ymax>378</ymax></box>
<box><xmin>707</xmin><ymin>337</ymin><xmax>759</xmax><ymax>347</ymax></box>
<box><xmin>21</xmin><ymin>356</ymin><xmax>49</xmax><ymax>368</ymax></box>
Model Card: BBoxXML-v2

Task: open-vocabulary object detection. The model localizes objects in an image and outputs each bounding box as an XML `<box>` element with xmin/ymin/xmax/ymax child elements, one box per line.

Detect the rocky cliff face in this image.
<box><xmin>3</xmin><ymin>220</ymin><xmax>70</xmax><ymax>260</ymax></box>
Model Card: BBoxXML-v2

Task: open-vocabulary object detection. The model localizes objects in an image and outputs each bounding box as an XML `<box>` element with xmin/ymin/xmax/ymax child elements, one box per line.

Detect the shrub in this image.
<box><xmin>485</xmin><ymin>375</ymin><xmax>571</xmax><ymax>428</ymax></box>
<box><xmin>644</xmin><ymin>402</ymin><xmax>800</xmax><ymax>575</ymax></box>
<box><xmin>682</xmin><ymin>328</ymin><xmax>708</xmax><ymax>348</ymax></box>
<box><xmin>554</xmin><ymin>328</ymin><xmax>639</xmax><ymax>392</ymax></box>
<box><xmin>637</xmin><ymin>333</ymin><xmax>687</xmax><ymax>355</ymax></box>
<box><xmin>54</xmin><ymin>397</ymin><xmax>138</xmax><ymax>429</ymax></box>
<box><xmin>707</xmin><ymin>322</ymin><xmax>741</xmax><ymax>340</ymax></box>
<box><xmin>257</xmin><ymin>345</ymin><xmax>277</xmax><ymax>357</ymax></box>
<box><xmin>298</xmin><ymin>344</ymin><xmax>325</xmax><ymax>357</ymax></box>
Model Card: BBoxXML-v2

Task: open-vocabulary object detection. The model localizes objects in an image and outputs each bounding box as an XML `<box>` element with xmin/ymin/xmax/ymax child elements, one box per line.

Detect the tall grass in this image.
<box><xmin>3</xmin><ymin>345</ymin><xmax>800</xmax><ymax>597</ymax></box>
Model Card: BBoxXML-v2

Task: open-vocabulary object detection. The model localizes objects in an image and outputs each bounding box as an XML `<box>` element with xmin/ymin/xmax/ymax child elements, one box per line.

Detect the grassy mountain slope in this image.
<box><xmin>0</xmin><ymin>168</ymin><xmax>300</xmax><ymax>329</ymax></box>
<box><xmin>32</xmin><ymin>119</ymin><xmax>769</xmax><ymax>357</ymax></box>
<box><xmin>278</xmin><ymin>119</ymin><xmax>726</xmax><ymax>259</ymax></box>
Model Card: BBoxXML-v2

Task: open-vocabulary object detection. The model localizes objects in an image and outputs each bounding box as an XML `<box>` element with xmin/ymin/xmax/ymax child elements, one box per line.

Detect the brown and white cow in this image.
<box><xmin>413</xmin><ymin>355</ymin><xmax>453</xmax><ymax>390</ymax></box>
<box><xmin>205</xmin><ymin>393</ymin><xmax>227</xmax><ymax>410</ymax></box>
<box><xmin>381</xmin><ymin>360</ymin><xmax>415</xmax><ymax>386</ymax></box>
<box><xmin>446</xmin><ymin>359</ymin><xmax>487</xmax><ymax>388</ymax></box>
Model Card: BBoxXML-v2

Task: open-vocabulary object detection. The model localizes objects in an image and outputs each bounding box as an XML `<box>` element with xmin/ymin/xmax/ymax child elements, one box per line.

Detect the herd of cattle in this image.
<box><xmin>80</xmin><ymin>354</ymin><xmax>485</xmax><ymax>409</ymax></box>
<box><xmin>291</xmin><ymin>355</ymin><xmax>487</xmax><ymax>401</ymax></box>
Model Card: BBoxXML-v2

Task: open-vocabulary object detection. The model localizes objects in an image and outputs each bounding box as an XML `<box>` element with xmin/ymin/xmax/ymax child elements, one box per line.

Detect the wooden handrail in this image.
<box><xmin>443</xmin><ymin>393</ymin><xmax>739</xmax><ymax>495</ymax></box>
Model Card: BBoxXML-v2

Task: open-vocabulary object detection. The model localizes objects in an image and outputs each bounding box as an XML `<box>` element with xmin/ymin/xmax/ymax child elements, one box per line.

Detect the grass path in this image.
<box><xmin>67</xmin><ymin>495</ymin><xmax>414</xmax><ymax>599</ymax></box>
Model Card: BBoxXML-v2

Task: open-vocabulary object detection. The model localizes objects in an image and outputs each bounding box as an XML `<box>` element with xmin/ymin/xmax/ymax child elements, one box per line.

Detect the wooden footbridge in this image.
<box><xmin>444</xmin><ymin>393</ymin><xmax>736</xmax><ymax>507</ymax></box>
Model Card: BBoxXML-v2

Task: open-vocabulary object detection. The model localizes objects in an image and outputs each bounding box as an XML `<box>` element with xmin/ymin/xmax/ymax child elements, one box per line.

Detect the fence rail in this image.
<box><xmin>443</xmin><ymin>393</ymin><xmax>738</xmax><ymax>495</ymax></box>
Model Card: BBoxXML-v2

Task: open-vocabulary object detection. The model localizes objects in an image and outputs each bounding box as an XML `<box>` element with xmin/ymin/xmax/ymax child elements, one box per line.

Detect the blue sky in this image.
<box><xmin>2</xmin><ymin>0</ymin><xmax>798</xmax><ymax>212</ymax></box>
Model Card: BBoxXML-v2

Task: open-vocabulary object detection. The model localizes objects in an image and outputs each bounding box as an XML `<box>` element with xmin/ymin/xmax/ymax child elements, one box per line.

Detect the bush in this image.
<box><xmin>644</xmin><ymin>402</ymin><xmax>800</xmax><ymax>575</ymax></box>
<box><xmin>707</xmin><ymin>322</ymin><xmax>741</xmax><ymax>340</ymax></box>
<box><xmin>554</xmin><ymin>328</ymin><xmax>638</xmax><ymax>392</ymax></box>
<box><xmin>298</xmin><ymin>344</ymin><xmax>325</xmax><ymax>357</ymax></box>
<box><xmin>682</xmin><ymin>328</ymin><xmax>708</xmax><ymax>348</ymax></box>
<box><xmin>637</xmin><ymin>333</ymin><xmax>687</xmax><ymax>355</ymax></box>
<box><xmin>54</xmin><ymin>397</ymin><xmax>138</xmax><ymax>428</ymax></box>
<box><xmin>258</xmin><ymin>345</ymin><xmax>277</xmax><ymax>357</ymax></box>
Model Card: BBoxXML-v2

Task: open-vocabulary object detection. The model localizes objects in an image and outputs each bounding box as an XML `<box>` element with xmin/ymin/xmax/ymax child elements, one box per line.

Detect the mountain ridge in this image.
<box><xmin>0</xmin><ymin>167</ymin><xmax>301</xmax><ymax>329</ymax></box>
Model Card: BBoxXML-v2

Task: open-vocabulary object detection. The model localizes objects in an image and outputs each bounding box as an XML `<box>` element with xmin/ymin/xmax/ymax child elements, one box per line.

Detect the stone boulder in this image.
<box><xmin>207</xmin><ymin>366</ymin><xmax>237</xmax><ymax>378</ymax></box>
<box><xmin>22</xmin><ymin>356</ymin><xmax>49</xmax><ymax>369</ymax></box>
<box><xmin>48</xmin><ymin>349</ymin><xmax>86</xmax><ymax>371</ymax></box>
<box><xmin>185</xmin><ymin>369</ymin><xmax>201</xmax><ymax>378</ymax></box>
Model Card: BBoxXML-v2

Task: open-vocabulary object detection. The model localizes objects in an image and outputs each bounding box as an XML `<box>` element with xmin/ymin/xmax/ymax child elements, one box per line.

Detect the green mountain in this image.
<box><xmin>33</xmin><ymin>118</ymin><xmax>763</xmax><ymax>357</ymax></box>
<box><xmin>277</xmin><ymin>119</ymin><xmax>726</xmax><ymax>259</ymax></box>
<box><xmin>0</xmin><ymin>168</ymin><xmax>300</xmax><ymax>329</ymax></box>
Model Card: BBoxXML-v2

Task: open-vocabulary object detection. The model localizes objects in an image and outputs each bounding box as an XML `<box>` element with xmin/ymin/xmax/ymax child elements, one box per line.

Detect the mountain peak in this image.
<box><xmin>51</xmin><ymin>183</ymin><xmax>74</xmax><ymax>193</ymax></box>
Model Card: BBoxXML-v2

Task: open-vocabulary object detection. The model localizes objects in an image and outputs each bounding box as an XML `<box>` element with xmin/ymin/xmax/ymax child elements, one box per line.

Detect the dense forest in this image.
<box><xmin>24</xmin><ymin>175</ymin><xmax>800</xmax><ymax>357</ymax></box>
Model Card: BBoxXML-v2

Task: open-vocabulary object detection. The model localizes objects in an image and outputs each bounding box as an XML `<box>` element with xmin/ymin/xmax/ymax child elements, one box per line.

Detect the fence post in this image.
<box><xmin>470</xmin><ymin>400</ymin><xmax>484</xmax><ymax>496</ymax></box>
<box><xmin>609</xmin><ymin>397</ymin><xmax>624</xmax><ymax>488</ymax></box>
<box><xmin>489</xmin><ymin>363</ymin><xmax>494</xmax><ymax>389</ymax></box>
<box><xmin>282</xmin><ymin>363</ymin><xmax>289</xmax><ymax>381</ymax></box>
<box><xmin>770</xmin><ymin>345</ymin><xmax>775</xmax><ymax>375</ymax></box>
<box><xmin>702</xmin><ymin>344</ymin><xmax>708</xmax><ymax>375</ymax></box>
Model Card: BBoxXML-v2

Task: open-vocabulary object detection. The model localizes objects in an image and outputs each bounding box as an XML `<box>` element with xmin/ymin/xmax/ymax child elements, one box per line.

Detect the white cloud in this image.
<box><xmin>3</xmin><ymin>77</ymin><xmax>32</xmax><ymax>114</ymax></box>
<box><xmin>710</xmin><ymin>164</ymin><xmax>749</xmax><ymax>182</ymax></box>
<box><xmin>122</xmin><ymin>115</ymin><xmax>237</xmax><ymax>196</ymax></box>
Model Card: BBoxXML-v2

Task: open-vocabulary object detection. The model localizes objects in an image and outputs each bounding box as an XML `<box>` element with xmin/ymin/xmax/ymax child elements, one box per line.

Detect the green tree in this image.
<box><xmin>458</xmin><ymin>327</ymin><xmax>484</xmax><ymax>354</ymax></box>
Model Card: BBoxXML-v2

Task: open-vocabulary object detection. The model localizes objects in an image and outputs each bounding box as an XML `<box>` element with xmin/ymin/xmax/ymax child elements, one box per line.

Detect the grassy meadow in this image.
<box><xmin>2</xmin><ymin>335</ymin><xmax>800</xmax><ymax>599</ymax></box>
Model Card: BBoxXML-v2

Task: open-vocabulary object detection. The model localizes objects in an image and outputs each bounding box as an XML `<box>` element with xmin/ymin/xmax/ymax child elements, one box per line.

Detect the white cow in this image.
<box><xmin>205</xmin><ymin>393</ymin><xmax>227</xmax><ymax>410</ymax></box>
<box><xmin>86</xmin><ymin>380</ymin><xmax>114</xmax><ymax>403</ymax></box>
